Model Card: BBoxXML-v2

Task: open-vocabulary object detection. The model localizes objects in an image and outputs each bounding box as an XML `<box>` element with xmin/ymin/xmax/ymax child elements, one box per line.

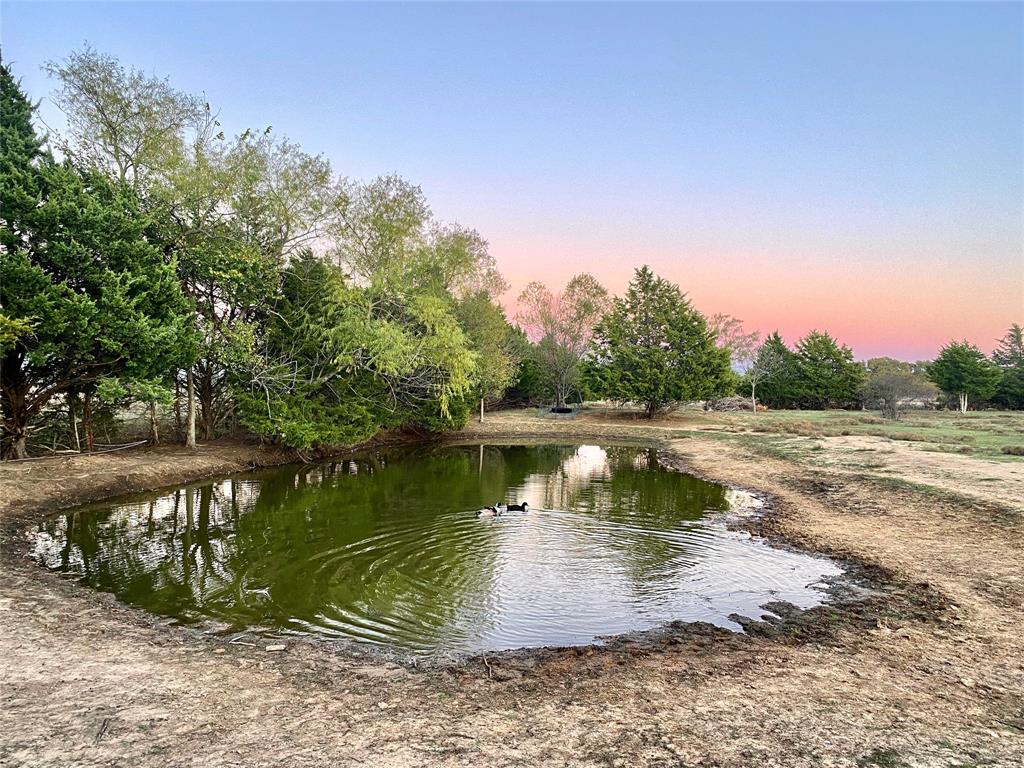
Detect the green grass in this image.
<box><xmin>703</xmin><ymin>409</ymin><xmax>1024</xmax><ymax>460</ymax></box>
<box><xmin>856</xmin><ymin>748</ymin><xmax>907</xmax><ymax>768</ymax></box>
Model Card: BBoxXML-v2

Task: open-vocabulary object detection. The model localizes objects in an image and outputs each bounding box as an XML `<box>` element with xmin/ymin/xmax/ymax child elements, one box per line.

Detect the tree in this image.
<box><xmin>45</xmin><ymin>45</ymin><xmax>207</xmax><ymax>191</ymax></box>
<box><xmin>792</xmin><ymin>330</ymin><xmax>866</xmax><ymax>409</ymax></box>
<box><xmin>329</xmin><ymin>176</ymin><xmax>488</xmax><ymax>430</ymax></box>
<box><xmin>745</xmin><ymin>334</ymin><xmax>790</xmax><ymax>413</ymax></box>
<box><xmin>455</xmin><ymin>293</ymin><xmax>520</xmax><ymax>422</ymax></box>
<box><xmin>516</xmin><ymin>274</ymin><xmax>609</xmax><ymax>409</ymax></box>
<box><xmin>237</xmin><ymin>253</ymin><xmax>380</xmax><ymax>451</ymax></box>
<box><xmin>752</xmin><ymin>332</ymin><xmax>802</xmax><ymax>409</ymax></box>
<box><xmin>709</xmin><ymin>314</ymin><xmax>759</xmax><ymax>411</ymax></box>
<box><xmin>588</xmin><ymin>266</ymin><xmax>731</xmax><ymax>417</ymax></box>
<box><xmin>48</xmin><ymin>48</ymin><xmax>345</xmax><ymax>445</ymax></box>
<box><xmin>709</xmin><ymin>314</ymin><xmax>760</xmax><ymax>368</ymax></box>
<box><xmin>0</xmin><ymin>61</ymin><xmax>190</xmax><ymax>458</ymax></box>
<box><xmin>991</xmin><ymin>323</ymin><xmax>1024</xmax><ymax>410</ymax></box>
<box><xmin>862</xmin><ymin>358</ymin><xmax>937</xmax><ymax>419</ymax></box>
<box><xmin>503</xmin><ymin>328</ymin><xmax>547</xmax><ymax>406</ymax></box>
<box><xmin>928</xmin><ymin>341</ymin><xmax>1002</xmax><ymax>413</ymax></box>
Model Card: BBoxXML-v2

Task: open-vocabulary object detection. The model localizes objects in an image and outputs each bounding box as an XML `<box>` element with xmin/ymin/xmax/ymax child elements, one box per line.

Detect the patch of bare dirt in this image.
<box><xmin>810</xmin><ymin>433</ymin><xmax>1024</xmax><ymax>509</ymax></box>
<box><xmin>2</xmin><ymin>415</ymin><xmax>1023</xmax><ymax>767</ymax></box>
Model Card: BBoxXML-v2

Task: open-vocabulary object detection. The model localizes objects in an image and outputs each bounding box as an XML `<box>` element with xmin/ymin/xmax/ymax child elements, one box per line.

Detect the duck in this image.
<box><xmin>476</xmin><ymin>504</ymin><xmax>500</xmax><ymax>518</ymax></box>
<box><xmin>505</xmin><ymin>501</ymin><xmax>530</xmax><ymax>512</ymax></box>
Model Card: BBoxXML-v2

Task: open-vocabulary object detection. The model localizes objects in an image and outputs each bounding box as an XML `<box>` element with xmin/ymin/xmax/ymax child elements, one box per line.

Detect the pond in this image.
<box><xmin>34</xmin><ymin>443</ymin><xmax>844</xmax><ymax>656</ymax></box>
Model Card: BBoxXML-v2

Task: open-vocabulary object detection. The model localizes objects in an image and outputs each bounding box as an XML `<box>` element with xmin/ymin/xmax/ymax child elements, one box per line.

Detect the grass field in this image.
<box><xmin>689</xmin><ymin>408</ymin><xmax>1024</xmax><ymax>460</ymax></box>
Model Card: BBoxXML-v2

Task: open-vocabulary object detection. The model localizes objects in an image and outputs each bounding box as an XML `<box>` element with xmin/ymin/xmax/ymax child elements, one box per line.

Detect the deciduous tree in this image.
<box><xmin>516</xmin><ymin>274</ymin><xmax>609</xmax><ymax>409</ymax></box>
<box><xmin>862</xmin><ymin>358</ymin><xmax>936</xmax><ymax>419</ymax></box>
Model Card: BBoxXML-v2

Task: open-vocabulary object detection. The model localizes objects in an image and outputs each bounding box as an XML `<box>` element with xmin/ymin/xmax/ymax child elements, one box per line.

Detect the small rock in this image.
<box><xmin>960</xmin><ymin>677</ymin><xmax>975</xmax><ymax>688</ymax></box>
<box><xmin>265</xmin><ymin>644</ymin><xmax>286</xmax><ymax>652</ymax></box>
<box><xmin>377</xmin><ymin>701</ymin><xmax>391</xmax><ymax>710</ymax></box>
<box><xmin>213</xmin><ymin>648</ymin><xmax>226</xmax><ymax>654</ymax></box>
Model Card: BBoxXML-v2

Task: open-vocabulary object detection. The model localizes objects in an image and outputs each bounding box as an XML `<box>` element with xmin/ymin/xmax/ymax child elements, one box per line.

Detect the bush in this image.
<box><xmin>1001</xmin><ymin>445</ymin><xmax>1024</xmax><ymax>456</ymax></box>
<box><xmin>404</xmin><ymin>394</ymin><xmax>472</xmax><ymax>434</ymax></box>
<box><xmin>237</xmin><ymin>391</ymin><xmax>378</xmax><ymax>451</ymax></box>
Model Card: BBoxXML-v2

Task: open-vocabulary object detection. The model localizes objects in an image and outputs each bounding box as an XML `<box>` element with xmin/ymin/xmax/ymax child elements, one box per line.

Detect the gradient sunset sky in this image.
<box><xmin>4</xmin><ymin>1</ymin><xmax>1022</xmax><ymax>360</ymax></box>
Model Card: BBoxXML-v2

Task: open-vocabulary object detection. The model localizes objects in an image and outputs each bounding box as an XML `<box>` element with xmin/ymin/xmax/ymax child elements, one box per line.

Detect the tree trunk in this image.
<box><xmin>69</xmin><ymin>392</ymin><xmax>81</xmax><ymax>452</ymax></box>
<box><xmin>479</xmin><ymin>397</ymin><xmax>485</xmax><ymax>423</ymax></box>
<box><xmin>186</xmin><ymin>368</ymin><xmax>197</xmax><ymax>449</ymax></box>
<box><xmin>750</xmin><ymin>382</ymin><xmax>757</xmax><ymax>414</ymax></box>
<box><xmin>959</xmin><ymin>392</ymin><xmax>968</xmax><ymax>414</ymax></box>
<box><xmin>3</xmin><ymin>411</ymin><xmax>29</xmax><ymax>459</ymax></box>
<box><xmin>199</xmin><ymin>370</ymin><xmax>215</xmax><ymax>441</ymax></box>
<box><xmin>173</xmin><ymin>375</ymin><xmax>183</xmax><ymax>440</ymax></box>
<box><xmin>149</xmin><ymin>401</ymin><xmax>159</xmax><ymax>445</ymax></box>
<box><xmin>82</xmin><ymin>392</ymin><xmax>95</xmax><ymax>452</ymax></box>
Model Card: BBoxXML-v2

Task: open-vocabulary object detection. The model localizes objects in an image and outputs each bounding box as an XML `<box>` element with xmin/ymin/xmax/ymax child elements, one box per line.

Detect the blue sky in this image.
<box><xmin>3</xmin><ymin>1</ymin><xmax>1022</xmax><ymax>359</ymax></box>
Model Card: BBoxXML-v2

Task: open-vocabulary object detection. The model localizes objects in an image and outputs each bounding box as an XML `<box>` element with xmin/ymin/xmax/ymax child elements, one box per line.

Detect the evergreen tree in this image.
<box><xmin>752</xmin><ymin>332</ymin><xmax>801</xmax><ymax>409</ymax></box>
<box><xmin>793</xmin><ymin>330</ymin><xmax>866</xmax><ymax>408</ymax></box>
<box><xmin>927</xmin><ymin>341</ymin><xmax>1002</xmax><ymax>413</ymax></box>
<box><xmin>237</xmin><ymin>252</ymin><xmax>379</xmax><ymax>451</ymax></box>
<box><xmin>0</xmin><ymin>61</ymin><xmax>190</xmax><ymax>458</ymax></box>
<box><xmin>991</xmin><ymin>323</ymin><xmax>1024</xmax><ymax>409</ymax></box>
<box><xmin>588</xmin><ymin>266</ymin><xmax>730</xmax><ymax>417</ymax></box>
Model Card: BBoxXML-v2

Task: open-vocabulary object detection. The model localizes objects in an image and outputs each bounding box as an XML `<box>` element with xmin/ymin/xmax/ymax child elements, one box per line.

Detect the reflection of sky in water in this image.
<box><xmin>36</xmin><ymin>444</ymin><xmax>843</xmax><ymax>655</ymax></box>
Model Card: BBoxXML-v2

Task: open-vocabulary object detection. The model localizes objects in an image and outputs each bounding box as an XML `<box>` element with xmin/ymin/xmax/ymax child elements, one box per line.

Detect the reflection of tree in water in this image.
<box><xmin>508</xmin><ymin>444</ymin><xmax>731</xmax><ymax>590</ymax></box>
<box><xmin>38</xmin><ymin>482</ymin><xmax>254</xmax><ymax>623</ymax></box>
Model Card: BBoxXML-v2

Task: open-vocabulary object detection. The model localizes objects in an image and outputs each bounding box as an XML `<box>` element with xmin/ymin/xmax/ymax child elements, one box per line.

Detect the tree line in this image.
<box><xmin>2</xmin><ymin>49</ymin><xmax>1021</xmax><ymax>459</ymax></box>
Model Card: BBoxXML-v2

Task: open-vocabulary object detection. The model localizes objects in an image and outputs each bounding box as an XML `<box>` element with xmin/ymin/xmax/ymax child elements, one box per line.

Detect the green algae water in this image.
<box><xmin>35</xmin><ymin>443</ymin><xmax>843</xmax><ymax>655</ymax></box>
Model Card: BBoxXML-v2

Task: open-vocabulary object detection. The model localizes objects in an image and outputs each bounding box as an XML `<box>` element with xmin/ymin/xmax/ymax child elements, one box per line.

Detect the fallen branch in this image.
<box><xmin>94</xmin><ymin>717</ymin><xmax>110</xmax><ymax>743</ymax></box>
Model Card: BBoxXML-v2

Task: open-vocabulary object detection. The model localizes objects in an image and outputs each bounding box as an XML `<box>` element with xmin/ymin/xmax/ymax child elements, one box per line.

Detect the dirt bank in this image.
<box><xmin>2</xmin><ymin>411</ymin><xmax>1022</xmax><ymax>767</ymax></box>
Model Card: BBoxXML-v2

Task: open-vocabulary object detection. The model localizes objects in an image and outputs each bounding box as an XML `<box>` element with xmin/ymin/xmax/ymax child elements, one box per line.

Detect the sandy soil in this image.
<box><xmin>1</xmin><ymin>413</ymin><xmax>1022</xmax><ymax>767</ymax></box>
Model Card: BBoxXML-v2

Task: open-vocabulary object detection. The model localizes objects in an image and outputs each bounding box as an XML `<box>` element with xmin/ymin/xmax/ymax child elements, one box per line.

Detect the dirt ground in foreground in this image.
<box><xmin>1</xmin><ymin>411</ymin><xmax>1022</xmax><ymax>767</ymax></box>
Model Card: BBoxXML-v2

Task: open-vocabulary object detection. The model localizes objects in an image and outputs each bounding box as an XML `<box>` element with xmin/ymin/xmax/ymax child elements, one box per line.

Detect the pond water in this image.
<box><xmin>34</xmin><ymin>443</ymin><xmax>843</xmax><ymax>655</ymax></box>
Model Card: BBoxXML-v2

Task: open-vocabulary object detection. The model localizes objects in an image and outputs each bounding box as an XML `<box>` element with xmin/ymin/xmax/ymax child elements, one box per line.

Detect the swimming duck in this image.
<box><xmin>505</xmin><ymin>501</ymin><xmax>530</xmax><ymax>512</ymax></box>
<box><xmin>477</xmin><ymin>504</ymin><xmax>500</xmax><ymax>518</ymax></box>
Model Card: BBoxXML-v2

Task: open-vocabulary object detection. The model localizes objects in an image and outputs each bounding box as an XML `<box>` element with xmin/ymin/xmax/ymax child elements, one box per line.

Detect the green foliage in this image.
<box><xmin>793</xmin><ymin>330</ymin><xmax>866</xmax><ymax>408</ymax></box>
<box><xmin>405</xmin><ymin>393</ymin><xmax>472</xmax><ymax>433</ymax></box>
<box><xmin>756</xmin><ymin>331</ymin><xmax>864</xmax><ymax>409</ymax></box>
<box><xmin>928</xmin><ymin>341</ymin><xmax>1003</xmax><ymax>412</ymax></box>
<box><xmin>749</xmin><ymin>332</ymin><xmax>801</xmax><ymax>408</ymax></box>
<box><xmin>455</xmin><ymin>292</ymin><xmax>520</xmax><ymax>410</ymax></box>
<box><xmin>44</xmin><ymin>45</ymin><xmax>206</xmax><ymax>189</ymax></box>
<box><xmin>237</xmin><ymin>390</ymin><xmax>378</xmax><ymax>452</ymax></box>
<box><xmin>991</xmin><ymin>323</ymin><xmax>1024</xmax><ymax>409</ymax></box>
<box><xmin>237</xmin><ymin>251</ymin><xmax>478</xmax><ymax>449</ymax></box>
<box><xmin>588</xmin><ymin>266</ymin><xmax>731</xmax><ymax>416</ymax></box>
<box><xmin>96</xmin><ymin>376</ymin><xmax>174</xmax><ymax>408</ymax></box>
<box><xmin>0</xmin><ymin>60</ymin><xmax>190</xmax><ymax>457</ymax></box>
<box><xmin>238</xmin><ymin>252</ymin><xmax>378</xmax><ymax>449</ymax></box>
<box><xmin>503</xmin><ymin>329</ymin><xmax>548</xmax><ymax>406</ymax></box>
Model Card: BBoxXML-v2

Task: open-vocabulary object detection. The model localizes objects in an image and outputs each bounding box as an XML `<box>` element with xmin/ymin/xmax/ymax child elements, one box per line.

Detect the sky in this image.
<box><xmin>3</xmin><ymin>1</ymin><xmax>1022</xmax><ymax>360</ymax></box>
